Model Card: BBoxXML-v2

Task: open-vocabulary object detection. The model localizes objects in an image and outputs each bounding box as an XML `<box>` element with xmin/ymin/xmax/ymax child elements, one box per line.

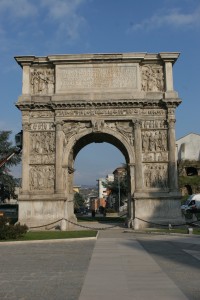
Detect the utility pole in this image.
<box><xmin>118</xmin><ymin>175</ymin><xmax>120</xmax><ymax>214</ymax></box>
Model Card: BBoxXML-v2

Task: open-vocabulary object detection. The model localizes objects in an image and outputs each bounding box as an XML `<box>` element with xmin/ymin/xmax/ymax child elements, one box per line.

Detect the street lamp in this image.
<box><xmin>118</xmin><ymin>175</ymin><xmax>121</xmax><ymax>214</ymax></box>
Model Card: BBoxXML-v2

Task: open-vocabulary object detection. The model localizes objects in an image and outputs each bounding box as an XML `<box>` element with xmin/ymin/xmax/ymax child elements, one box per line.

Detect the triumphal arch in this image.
<box><xmin>15</xmin><ymin>52</ymin><xmax>182</xmax><ymax>229</ymax></box>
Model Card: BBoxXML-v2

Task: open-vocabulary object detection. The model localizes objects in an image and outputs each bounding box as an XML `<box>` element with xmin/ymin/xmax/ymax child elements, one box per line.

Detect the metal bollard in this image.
<box><xmin>187</xmin><ymin>227</ymin><xmax>193</xmax><ymax>235</ymax></box>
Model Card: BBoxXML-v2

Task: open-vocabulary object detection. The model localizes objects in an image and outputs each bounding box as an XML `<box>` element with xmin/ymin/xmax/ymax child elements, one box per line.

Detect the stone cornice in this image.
<box><xmin>15</xmin><ymin>98</ymin><xmax>182</xmax><ymax>110</ymax></box>
<box><xmin>162</xmin><ymin>98</ymin><xmax>182</xmax><ymax>107</ymax></box>
<box><xmin>15</xmin><ymin>52</ymin><xmax>180</xmax><ymax>67</ymax></box>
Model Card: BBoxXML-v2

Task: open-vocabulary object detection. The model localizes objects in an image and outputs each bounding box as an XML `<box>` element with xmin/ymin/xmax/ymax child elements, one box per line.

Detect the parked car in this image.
<box><xmin>181</xmin><ymin>194</ymin><xmax>200</xmax><ymax>213</ymax></box>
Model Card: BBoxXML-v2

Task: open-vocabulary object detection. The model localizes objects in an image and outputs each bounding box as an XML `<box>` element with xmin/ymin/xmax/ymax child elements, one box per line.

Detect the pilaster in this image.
<box><xmin>22</xmin><ymin>65</ymin><xmax>31</xmax><ymax>95</ymax></box>
<box><xmin>167</xmin><ymin>119</ymin><xmax>178</xmax><ymax>190</ymax></box>
<box><xmin>21</xmin><ymin>122</ymin><xmax>30</xmax><ymax>193</ymax></box>
<box><xmin>133</xmin><ymin>120</ymin><xmax>143</xmax><ymax>191</ymax></box>
<box><xmin>55</xmin><ymin>122</ymin><xmax>64</xmax><ymax>193</ymax></box>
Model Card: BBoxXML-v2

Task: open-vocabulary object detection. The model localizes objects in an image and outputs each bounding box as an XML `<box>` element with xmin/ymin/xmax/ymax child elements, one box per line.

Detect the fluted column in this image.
<box><xmin>128</xmin><ymin>163</ymin><xmax>135</xmax><ymax>221</ymax></box>
<box><xmin>133</xmin><ymin>120</ymin><xmax>143</xmax><ymax>191</ymax></box>
<box><xmin>21</xmin><ymin>122</ymin><xmax>30</xmax><ymax>193</ymax></box>
<box><xmin>55</xmin><ymin>122</ymin><xmax>64</xmax><ymax>193</ymax></box>
<box><xmin>168</xmin><ymin>119</ymin><xmax>178</xmax><ymax>190</ymax></box>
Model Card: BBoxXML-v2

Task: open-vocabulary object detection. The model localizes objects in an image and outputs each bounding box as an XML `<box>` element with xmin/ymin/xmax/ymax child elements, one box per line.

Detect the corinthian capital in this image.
<box><xmin>133</xmin><ymin>119</ymin><xmax>141</xmax><ymax>129</ymax></box>
<box><xmin>55</xmin><ymin>121</ymin><xmax>63</xmax><ymax>131</ymax></box>
<box><xmin>168</xmin><ymin>119</ymin><xmax>176</xmax><ymax>129</ymax></box>
<box><xmin>22</xmin><ymin>122</ymin><xmax>30</xmax><ymax>131</ymax></box>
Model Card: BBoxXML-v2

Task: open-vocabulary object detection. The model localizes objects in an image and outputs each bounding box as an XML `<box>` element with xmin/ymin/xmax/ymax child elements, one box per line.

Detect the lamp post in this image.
<box><xmin>118</xmin><ymin>175</ymin><xmax>121</xmax><ymax>214</ymax></box>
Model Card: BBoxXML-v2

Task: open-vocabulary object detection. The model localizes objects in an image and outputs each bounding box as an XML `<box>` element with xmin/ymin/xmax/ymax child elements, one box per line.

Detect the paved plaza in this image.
<box><xmin>0</xmin><ymin>230</ymin><xmax>200</xmax><ymax>299</ymax></box>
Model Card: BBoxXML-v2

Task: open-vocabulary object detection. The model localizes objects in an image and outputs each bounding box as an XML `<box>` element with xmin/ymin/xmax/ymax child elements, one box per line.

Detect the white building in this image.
<box><xmin>176</xmin><ymin>133</ymin><xmax>200</xmax><ymax>161</ymax></box>
<box><xmin>97</xmin><ymin>178</ymin><xmax>107</xmax><ymax>199</ymax></box>
<box><xmin>106</xmin><ymin>174</ymin><xmax>114</xmax><ymax>182</ymax></box>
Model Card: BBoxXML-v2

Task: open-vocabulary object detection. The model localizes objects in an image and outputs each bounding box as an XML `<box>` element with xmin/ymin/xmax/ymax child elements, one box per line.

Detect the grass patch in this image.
<box><xmin>0</xmin><ymin>230</ymin><xmax>97</xmax><ymax>242</ymax></box>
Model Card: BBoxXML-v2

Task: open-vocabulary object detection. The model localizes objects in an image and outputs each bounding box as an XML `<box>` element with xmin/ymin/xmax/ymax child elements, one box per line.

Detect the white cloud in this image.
<box><xmin>41</xmin><ymin>0</ymin><xmax>87</xmax><ymax>40</ymax></box>
<box><xmin>129</xmin><ymin>7</ymin><xmax>200</xmax><ymax>32</ymax></box>
<box><xmin>0</xmin><ymin>0</ymin><xmax>37</xmax><ymax>18</ymax></box>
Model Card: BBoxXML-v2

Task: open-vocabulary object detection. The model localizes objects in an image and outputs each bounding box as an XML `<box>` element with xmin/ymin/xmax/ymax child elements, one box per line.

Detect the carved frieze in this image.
<box><xmin>63</xmin><ymin>121</ymin><xmax>91</xmax><ymax>142</ymax></box>
<box><xmin>142</xmin><ymin>152</ymin><xmax>168</xmax><ymax>162</ymax></box>
<box><xmin>141</xmin><ymin>64</ymin><xmax>164</xmax><ymax>92</ymax></box>
<box><xmin>141</xmin><ymin>120</ymin><xmax>167</xmax><ymax>129</ymax></box>
<box><xmin>30</xmin><ymin>122</ymin><xmax>54</xmax><ymax>131</ymax></box>
<box><xmin>30</xmin><ymin>67</ymin><xmax>54</xmax><ymax>95</ymax></box>
<box><xmin>55</xmin><ymin>108</ymin><xmax>140</xmax><ymax>117</ymax></box>
<box><xmin>30</xmin><ymin>111</ymin><xmax>54</xmax><ymax>118</ymax></box>
<box><xmin>30</xmin><ymin>165</ymin><xmax>55</xmax><ymax>190</ymax></box>
<box><xmin>30</xmin><ymin>154</ymin><xmax>55</xmax><ymax>165</ymax></box>
<box><xmin>105</xmin><ymin>121</ymin><xmax>134</xmax><ymax>145</ymax></box>
<box><xmin>30</xmin><ymin>132</ymin><xmax>55</xmax><ymax>156</ymax></box>
<box><xmin>144</xmin><ymin>163</ymin><xmax>168</xmax><ymax>189</ymax></box>
<box><xmin>142</xmin><ymin>130</ymin><xmax>167</xmax><ymax>152</ymax></box>
<box><xmin>142</xmin><ymin>109</ymin><xmax>166</xmax><ymax>116</ymax></box>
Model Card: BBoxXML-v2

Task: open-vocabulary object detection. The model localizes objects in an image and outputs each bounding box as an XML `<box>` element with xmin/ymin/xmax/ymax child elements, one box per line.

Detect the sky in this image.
<box><xmin>0</xmin><ymin>0</ymin><xmax>200</xmax><ymax>186</ymax></box>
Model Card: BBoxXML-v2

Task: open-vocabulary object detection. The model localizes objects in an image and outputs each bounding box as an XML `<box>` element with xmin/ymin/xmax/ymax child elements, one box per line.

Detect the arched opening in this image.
<box><xmin>186</xmin><ymin>167</ymin><xmax>198</xmax><ymax>176</ymax></box>
<box><xmin>66</xmin><ymin>132</ymin><xmax>133</xmax><ymax>220</ymax></box>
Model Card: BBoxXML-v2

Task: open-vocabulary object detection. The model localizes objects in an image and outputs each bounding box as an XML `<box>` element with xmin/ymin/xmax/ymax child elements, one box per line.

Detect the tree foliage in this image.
<box><xmin>103</xmin><ymin>175</ymin><xmax>128</xmax><ymax>211</ymax></box>
<box><xmin>0</xmin><ymin>131</ymin><xmax>21</xmax><ymax>201</ymax></box>
<box><xmin>106</xmin><ymin>177</ymin><xmax>128</xmax><ymax>199</ymax></box>
<box><xmin>73</xmin><ymin>192</ymin><xmax>85</xmax><ymax>208</ymax></box>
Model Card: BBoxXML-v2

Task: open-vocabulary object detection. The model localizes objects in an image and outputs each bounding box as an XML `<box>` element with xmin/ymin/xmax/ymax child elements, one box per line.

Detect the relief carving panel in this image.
<box><xmin>144</xmin><ymin>163</ymin><xmax>168</xmax><ymax>189</ymax></box>
<box><xmin>30</xmin><ymin>165</ymin><xmax>55</xmax><ymax>190</ymax></box>
<box><xmin>30</xmin><ymin>132</ymin><xmax>55</xmax><ymax>164</ymax></box>
<box><xmin>63</xmin><ymin>121</ymin><xmax>91</xmax><ymax>142</ymax></box>
<box><xmin>30</xmin><ymin>68</ymin><xmax>54</xmax><ymax>95</ymax></box>
<box><xmin>141</xmin><ymin>64</ymin><xmax>164</xmax><ymax>92</ymax></box>
<box><xmin>105</xmin><ymin>121</ymin><xmax>134</xmax><ymax>145</ymax></box>
<box><xmin>142</xmin><ymin>130</ymin><xmax>167</xmax><ymax>152</ymax></box>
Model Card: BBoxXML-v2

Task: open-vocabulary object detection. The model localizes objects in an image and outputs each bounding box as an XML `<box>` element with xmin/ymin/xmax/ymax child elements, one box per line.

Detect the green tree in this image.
<box><xmin>0</xmin><ymin>131</ymin><xmax>21</xmax><ymax>201</ymax></box>
<box><xmin>103</xmin><ymin>175</ymin><xmax>128</xmax><ymax>211</ymax></box>
<box><xmin>73</xmin><ymin>192</ymin><xmax>85</xmax><ymax>209</ymax></box>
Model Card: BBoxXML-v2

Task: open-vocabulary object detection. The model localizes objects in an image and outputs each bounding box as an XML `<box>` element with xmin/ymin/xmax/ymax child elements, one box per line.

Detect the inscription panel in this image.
<box><xmin>56</xmin><ymin>63</ymin><xmax>138</xmax><ymax>92</ymax></box>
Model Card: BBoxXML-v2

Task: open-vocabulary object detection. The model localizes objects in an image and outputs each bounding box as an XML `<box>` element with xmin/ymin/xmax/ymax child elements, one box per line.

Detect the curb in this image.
<box><xmin>0</xmin><ymin>235</ymin><xmax>98</xmax><ymax>245</ymax></box>
<box><xmin>123</xmin><ymin>229</ymin><xmax>200</xmax><ymax>237</ymax></box>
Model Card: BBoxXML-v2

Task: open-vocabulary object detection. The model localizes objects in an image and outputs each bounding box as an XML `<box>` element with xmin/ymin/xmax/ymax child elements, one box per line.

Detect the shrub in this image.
<box><xmin>0</xmin><ymin>217</ymin><xmax>28</xmax><ymax>240</ymax></box>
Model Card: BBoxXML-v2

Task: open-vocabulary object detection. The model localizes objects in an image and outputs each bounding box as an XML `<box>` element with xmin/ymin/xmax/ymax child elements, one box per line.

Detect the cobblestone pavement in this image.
<box><xmin>0</xmin><ymin>240</ymin><xmax>95</xmax><ymax>300</ymax></box>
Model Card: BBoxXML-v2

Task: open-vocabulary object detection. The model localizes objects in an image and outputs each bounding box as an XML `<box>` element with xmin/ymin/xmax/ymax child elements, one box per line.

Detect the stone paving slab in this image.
<box><xmin>0</xmin><ymin>240</ymin><xmax>95</xmax><ymax>300</ymax></box>
<box><xmin>79</xmin><ymin>232</ymin><xmax>188</xmax><ymax>300</ymax></box>
<box><xmin>1</xmin><ymin>230</ymin><xmax>200</xmax><ymax>299</ymax></box>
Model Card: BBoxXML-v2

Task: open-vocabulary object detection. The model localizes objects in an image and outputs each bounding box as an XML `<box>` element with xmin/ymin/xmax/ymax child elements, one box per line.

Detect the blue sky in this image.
<box><xmin>0</xmin><ymin>0</ymin><xmax>200</xmax><ymax>185</ymax></box>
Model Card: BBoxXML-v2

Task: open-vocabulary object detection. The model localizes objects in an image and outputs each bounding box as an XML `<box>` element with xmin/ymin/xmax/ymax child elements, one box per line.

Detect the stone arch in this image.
<box><xmin>62</xmin><ymin>128</ymin><xmax>135</xmax><ymax>223</ymax></box>
<box><xmin>15</xmin><ymin>52</ymin><xmax>183</xmax><ymax>230</ymax></box>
